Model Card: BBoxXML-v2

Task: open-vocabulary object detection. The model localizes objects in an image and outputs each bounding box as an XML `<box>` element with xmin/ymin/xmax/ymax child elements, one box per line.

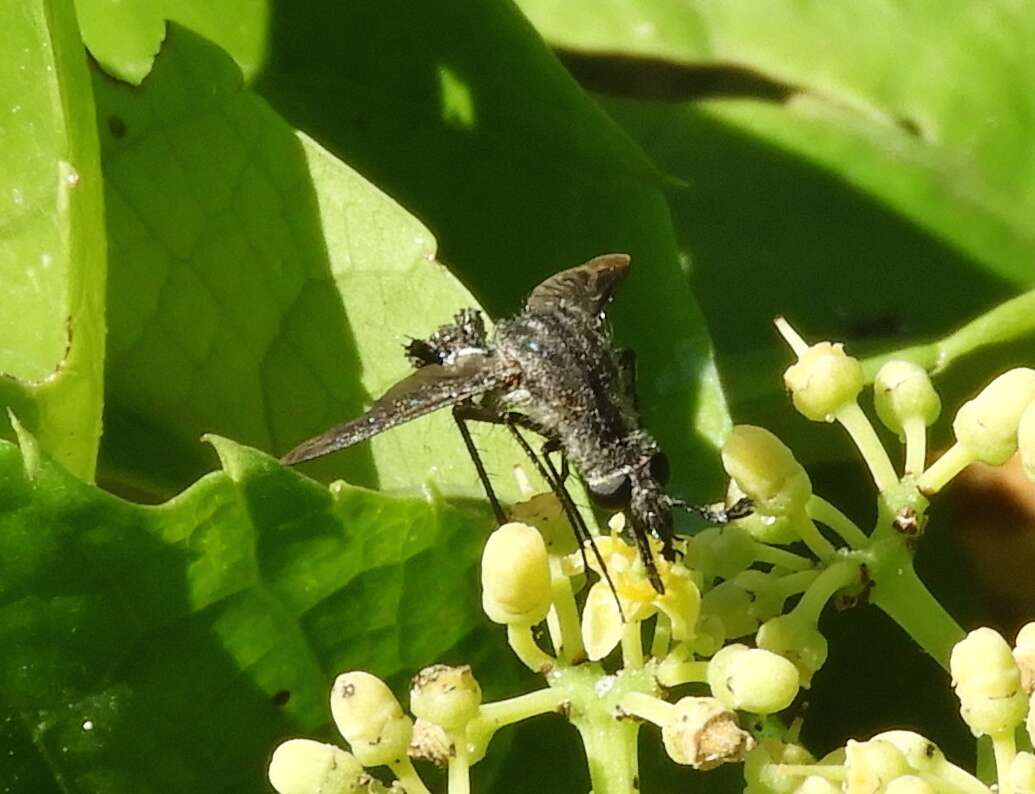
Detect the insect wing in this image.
<box><xmin>526</xmin><ymin>253</ymin><xmax>630</xmax><ymax>316</ymax></box>
<box><xmin>281</xmin><ymin>354</ymin><xmax>506</xmax><ymax>465</ymax></box>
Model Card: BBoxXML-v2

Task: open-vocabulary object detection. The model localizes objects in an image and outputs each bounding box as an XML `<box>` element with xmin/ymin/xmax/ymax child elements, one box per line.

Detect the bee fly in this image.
<box><xmin>282</xmin><ymin>254</ymin><xmax>749</xmax><ymax>594</ymax></box>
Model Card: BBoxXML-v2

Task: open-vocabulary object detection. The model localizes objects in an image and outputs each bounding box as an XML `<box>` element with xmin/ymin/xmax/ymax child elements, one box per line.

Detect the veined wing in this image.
<box><xmin>281</xmin><ymin>353</ymin><xmax>510</xmax><ymax>465</ymax></box>
<box><xmin>526</xmin><ymin>253</ymin><xmax>630</xmax><ymax>316</ymax></box>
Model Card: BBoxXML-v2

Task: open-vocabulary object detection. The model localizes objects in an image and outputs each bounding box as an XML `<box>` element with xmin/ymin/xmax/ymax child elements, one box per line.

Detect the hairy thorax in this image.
<box><xmin>494</xmin><ymin>308</ymin><xmax>654</xmax><ymax>485</ymax></box>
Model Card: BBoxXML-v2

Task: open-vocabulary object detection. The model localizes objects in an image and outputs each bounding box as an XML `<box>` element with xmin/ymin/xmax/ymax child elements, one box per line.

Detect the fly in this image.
<box><xmin>282</xmin><ymin>254</ymin><xmax>749</xmax><ymax>593</ymax></box>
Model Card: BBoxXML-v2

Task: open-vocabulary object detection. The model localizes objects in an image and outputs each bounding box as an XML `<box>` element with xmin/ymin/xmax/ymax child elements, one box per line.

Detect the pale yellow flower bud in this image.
<box><xmin>330</xmin><ymin>672</ymin><xmax>413</xmax><ymax>767</ymax></box>
<box><xmin>953</xmin><ymin>368</ymin><xmax>1035</xmax><ymax>465</ymax></box>
<box><xmin>844</xmin><ymin>739</ymin><xmax>911</xmax><ymax>794</ymax></box>
<box><xmin>1020</xmin><ymin>402</ymin><xmax>1035</xmax><ymax>481</ymax></box>
<box><xmin>409</xmin><ymin>664</ymin><xmax>481</xmax><ymax>730</ymax></box>
<box><xmin>509</xmin><ymin>493</ymin><xmax>577</xmax><ymax>555</ymax></box>
<box><xmin>756</xmin><ymin>614</ymin><xmax>827</xmax><ymax>688</ymax></box>
<box><xmin>481</xmin><ymin>522</ymin><xmax>552</xmax><ymax>625</ymax></box>
<box><xmin>701</xmin><ymin>581</ymin><xmax>758</xmax><ymax>640</ymax></box>
<box><xmin>1010</xmin><ymin>752</ymin><xmax>1035</xmax><ymax>794</ymax></box>
<box><xmin>662</xmin><ymin>696</ymin><xmax>755</xmax><ymax>769</ymax></box>
<box><xmin>722</xmin><ymin>426</ymin><xmax>812</xmax><ymax>517</ymax></box>
<box><xmin>884</xmin><ymin>774</ymin><xmax>936</xmax><ymax>794</ymax></box>
<box><xmin>950</xmin><ymin>627</ymin><xmax>1028</xmax><ymax>737</ymax></box>
<box><xmin>874</xmin><ymin>360</ymin><xmax>941</xmax><ymax>436</ymax></box>
<box><xmin>794</xmin><ymin>776</ymin><xmax>842</xmax><ymax>794</ymax></box>
<box><xmin>268</xmin><ymin>739</ymin><xmax>364</xmax><ymax>794</ymax></box>
<box><xmin>1015</xmin><ymin>622</ymin><xmax>1035</xmax><ymax>694</ymax></box>
<box><xmin>708</xmin><ymin>644</ymin><xmax>800</xmax><ymax>714</ymax></box>
<box><xmin>784</xmin><ymin>342</ymin><xmax>864</xmax><ymax>422</ymax></box>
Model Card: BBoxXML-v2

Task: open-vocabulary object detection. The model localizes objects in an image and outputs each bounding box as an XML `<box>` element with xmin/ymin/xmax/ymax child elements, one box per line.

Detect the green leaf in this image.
<box><xmin>513</xmin><ymin>1</ymin><xmax>1035</xmax><ymax>458</ymax></box>
<box><xmin>0</xmin><ymin>433</ymin><xmax>516</xmax><ymax>791</ymax></box>
<box><xmin>253</xmin><ymin>0</ymin><xmax>732</xmax><ymax>499</ymax></box>
<box><xmin>0</xmin><ymin>0</ymin><xmax>106</xmax><ymax>480</ymax></box>
<box><xmin>93</xmin><ymin>27</ymin><xmax>524</xmax><ymax>501</ymax></box>
<box><xmin>73</xmin><ymin>0</ymin><xmax>269</xmax><ymax>85</ymax></box>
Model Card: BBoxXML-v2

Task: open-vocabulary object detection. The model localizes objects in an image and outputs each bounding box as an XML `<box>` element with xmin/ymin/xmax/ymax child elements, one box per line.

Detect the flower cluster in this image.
<box><xmin>269</xmin><ymin>320</ymin><xmax>1035</xmax><ymax>794</ymax></box>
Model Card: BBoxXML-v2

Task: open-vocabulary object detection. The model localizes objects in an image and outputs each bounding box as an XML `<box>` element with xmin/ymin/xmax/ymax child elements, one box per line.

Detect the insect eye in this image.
<box><xmin>649</xmin><ymin>453</ymin><xmax>670</xmax><ymax>485</ymax></box>
<box><xmin>588</xmin><ymin>474</ymin><xmax>632</xmax><ymax>509</ymax></box>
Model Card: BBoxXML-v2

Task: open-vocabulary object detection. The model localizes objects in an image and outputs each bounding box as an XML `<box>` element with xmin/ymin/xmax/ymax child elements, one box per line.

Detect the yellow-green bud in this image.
<box><xmin>756</xmin><ymin>614</ymin><xmax>828</xmax><ymax>688</ymax></box>
<box><xmin>784</xmin><ymin>342</ymin><xmax>864</xmax><ymax>422</ymax></box>
<box><xmin>662</xmin><ymin>696</ymin><xmax>755</xmax><ymax>769</ymax></box>
<box><xmin>873</xmin><ymin>360</ymin><xmax>941</xmax><ymax>436</ymax></box>
<box><xmin>1019</xmin><ymin>402</ymin><xmax>1035</xmax><ymax>481</ymax></box>
<box><xmin>722</xmin><ymin>426</ymin><xmax>812</xmax><ymax>517</ymax></box>
<box><xmin>953</xmin><ymin>368</ymin><xmax>1035</xmax><ymax>465</ymax></box>
<box><xmin>691</xmin><ymin>525</ymin><xmax>757</xmax><ymax>579</ymax></box>
<box><xmin>870</xmin><ymin>731</ymin><xmax>942</xmax><ymax>773</ymax></box>
<box><xmin>409</xmin><ymin>664</ymin><xmax>482</xmax><ymax>730</ymax></box>
<box><xmin>481</xmin><ymin>522</ymin><xmax>552</xmax><ymax>625</ymax></box>
<box><xmin>1010</xmin><ymin>752</ymin><xmax>1035</xmax><ymax>794</ymax></box>
<box><xmin>744</xmin><ymin>739</ymin><xmax>815</xmax><ymax>794</ymax></box>
<box><xmin>844</xmin><ymin>739</ymin><xmax>911</xmax><ymax>794</ymax></box>
<box><xmin>268</xmin><ymin>739</ymin><xmax>364</xmax><ymax>794</ymax></box>
<box><xmin>1029</xmin><ymin>692</ymin><xmax>1035</xmax><ymax>748</ymax></box>
<box><xmin>950</xmin><ymin>627</ymin><xmax>1028</xmax><ymax>737</ymax></box>
<box><xmin>330</xmin><ymin>672</ymin><xmax>413</xmax><ymax>767</ymax></box>
<box><xmin>701</xmin><ymin>581</ymin><xmax>758</xmax><ymax>640</ymax></box>
<box><xmin>708</xmin><ymin>644</ymin><xmax>800</xmax><ymax>714</ymax></box>
<box><xmin>1015</xmin><ymin>621</ymin><xmax>1035</xmax><ymax>694</ymax></box>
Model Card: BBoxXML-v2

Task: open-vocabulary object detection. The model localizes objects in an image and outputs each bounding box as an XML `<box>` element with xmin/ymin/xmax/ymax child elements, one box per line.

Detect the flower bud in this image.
<box><xmin>268</xmin><ymin>739</ymin><xmax>364</xmax><ymax>794</ymax></box>
<box><xmin>744</xmin><ymin>738</ymin><xmax>815</xmax><ymax>794</ymax></box>
<box><xmin>950</xmin><ymin>627</ymin><xmax>1028</xmax><ymax>737</ymax></box>
<box><xmin>1020</xmin><ymin>402</ymin><xmax>1035</xmax><ymax>481</ymax></box>
<box><xmin>1015</xmin><ymin>622</ymin><xmax>1035</xmax><ymax>694</ymax></box>
<box><xmin>873</xmin><ymin>360</ymin><xmax>941</xmax><ymax>436</ymax></box>
<box><xmin>953</xmin><ymin>368</ymin><xmax>1035</xmax><ymax>465</ymax></box>
<box><xmin>691</xmin><ymin>525</ymin><xmax>757</xmax><ymax>579</ymax></box>
<box><xmin>661</xmin><ymin>696</ymin><xmax>755</xmax><ymax>769</ymax></box>
<box><xmin>708</xmin><ymin>644</ymin><xmax>800</xmax><ymax>714</ymax></box>
<box><xmin>756</xmin><ymin>614</ymin><xmax>828</xmax><ymax>688</ymax></box>
<box><xmin>701</xmin><ymin>582</ymin><xmax>759</xmax><ymax>641</ymax></box>
<box><xmin>844</xmin><ymin>739</ymin><xmax>911</xmax><ymax>794</ymax></box>
<box><xmin>794</xmin><ymin>776</ymin><xmax>842</xmax><ymax>794</ymax></box>
<box><xmin>784</xmin><ymin>342</ymin><xmax>864</xmax><ymax>422</ymax></box>
<box><xmin>722</xmin><ymin>426</ymin><xmax>812</xmax><ymax>517</ymax></box>
<box><xmin>509</xmin><ymin>493</ymin><xmax>578</xmax><ymax>556</ymax></box>
<box><xmin>884</xmin><ymin>775</ymin><xmax>936</xmax><ymax>794</ymax></box>
<box><xmin>481</xmin><ymin>522</ymin><xmax>552</xmax><ymax>625</ymax></box>
<box><xmin>1010</xmin><ymin>752</ymin><xmax>1035</xmax><ymax>794</ymax></box>
<box><xmin>331</xmin><ymin>672</ymin><xmax>413</xmax><ymax>767</ymax></box>
<box><xmin>869</xmin><ymin>731</ymin><xmax>941</xmax><ymax>773</ymax></box>
<box><xmin>409</xmin><ymin>664</ymin><xmax>481</xmax><ymax>730</ymax></box>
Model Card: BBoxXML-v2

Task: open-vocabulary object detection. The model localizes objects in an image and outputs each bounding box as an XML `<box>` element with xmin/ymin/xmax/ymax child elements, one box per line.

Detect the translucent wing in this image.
<box><xmin>281</xmin><ymin>354</ymin><xmax>510</xmax><ymax>465</ymax></box>
<box><xmin>526</xmin><ymin>253</ymin><xmax>630</xmax><ymax>316</ymax></box>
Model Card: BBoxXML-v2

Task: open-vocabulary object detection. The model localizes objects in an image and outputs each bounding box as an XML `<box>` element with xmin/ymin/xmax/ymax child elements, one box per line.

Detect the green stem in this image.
<box><xmin>447</xmin><ymin>741</ymin><xmax>471</xmax><ymax>794</ymax></box>
<box><xmin>917</xmin><ymin>442</ymin><xmax>976</xmax><ymax>494</ymax></box>
<box><xmin>507</xmin><ymin>624</ymin><xmax>555</xmax><ymax>673</ymax></box>
<box><xmin>548</xmin><ymin>556</ymin><xmax>585</xmax><ymax>663</ymax></box>
<box><xmin>389</xmin><ymin>757</ymin><xmax>434</xmax><ymax>794</ymax></box>
<box><xmin>992</xmin><ymin>730</ymin><xmax>1017</xmax><ymax>794</ymax></box>
<box><xmin>869</xmin><ymin>556</ymin><xmax>964</xmax><ymax>669</ymax></box>
<box><xmin>861</xmin><ymin>290</ymin><xmax>1035</xmax><ymax>378</ymax></box>
<box><xmin>794</xmin><ymin>514</ymin><xmax>837</xmax><ymax>561</ymax></box>
<box><xmin>650</xmin><ymin>612</ymin><xmax>672</xmax><ymax>659</ymax></box>
<box><xmin>753</xmin><ymin>543</ymin><xmax>815</xmax><ymax>571</ymax></box>
<box><xmin>807</xmin><ymin>496</ymin><xmax>869</xmax><ymax>549</ymax></box>
<box><xmin>836</xmin><ymin>402</ymin><xmax>898</xmax><ymax>493</ymax></box>
<box><xmin>621</xmin><ymin>620</ymin><xmax>644</xmax><ymax>669</ymax></box>
<box><xmin>902</xmin><ymin>416</ymin><xmax>928</xmax><ymax>476</ymax></box>
<box><xmin>794</xmin><ymin>560</ymin><xmax>859</xmax><ymax>625</ymax></box>
<box><xmin>572</xmin><ymin>708</ymin><xmax>640</xmax><ymax>794</ymax></box>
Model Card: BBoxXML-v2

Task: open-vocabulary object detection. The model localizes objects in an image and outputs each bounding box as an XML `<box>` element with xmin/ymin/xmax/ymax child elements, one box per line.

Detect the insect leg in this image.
<box><xmin>541</xmin><ymin>437</ymin><xmax>570</xmax><ymax>484</ymax></box>
<box><xmin>670</xmin><ymin>496</ymin><xmax>753</xmax><ymax>524</ymax></box>
<box><xmin>452</xmin><ymin>403</ymin><xmax>507</xmax><ymax>524</ymax></box>
<box><xmin>504</xmin><ymin>415</ymin><xmax>625</xmax><ymax>621</ymax></box>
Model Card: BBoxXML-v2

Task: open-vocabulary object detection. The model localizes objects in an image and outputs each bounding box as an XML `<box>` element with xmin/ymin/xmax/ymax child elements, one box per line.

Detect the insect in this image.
<box><xmin>282</xmin><ymin>254</ymin><xmax>749</xmax><ymax>593</ymax></box>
